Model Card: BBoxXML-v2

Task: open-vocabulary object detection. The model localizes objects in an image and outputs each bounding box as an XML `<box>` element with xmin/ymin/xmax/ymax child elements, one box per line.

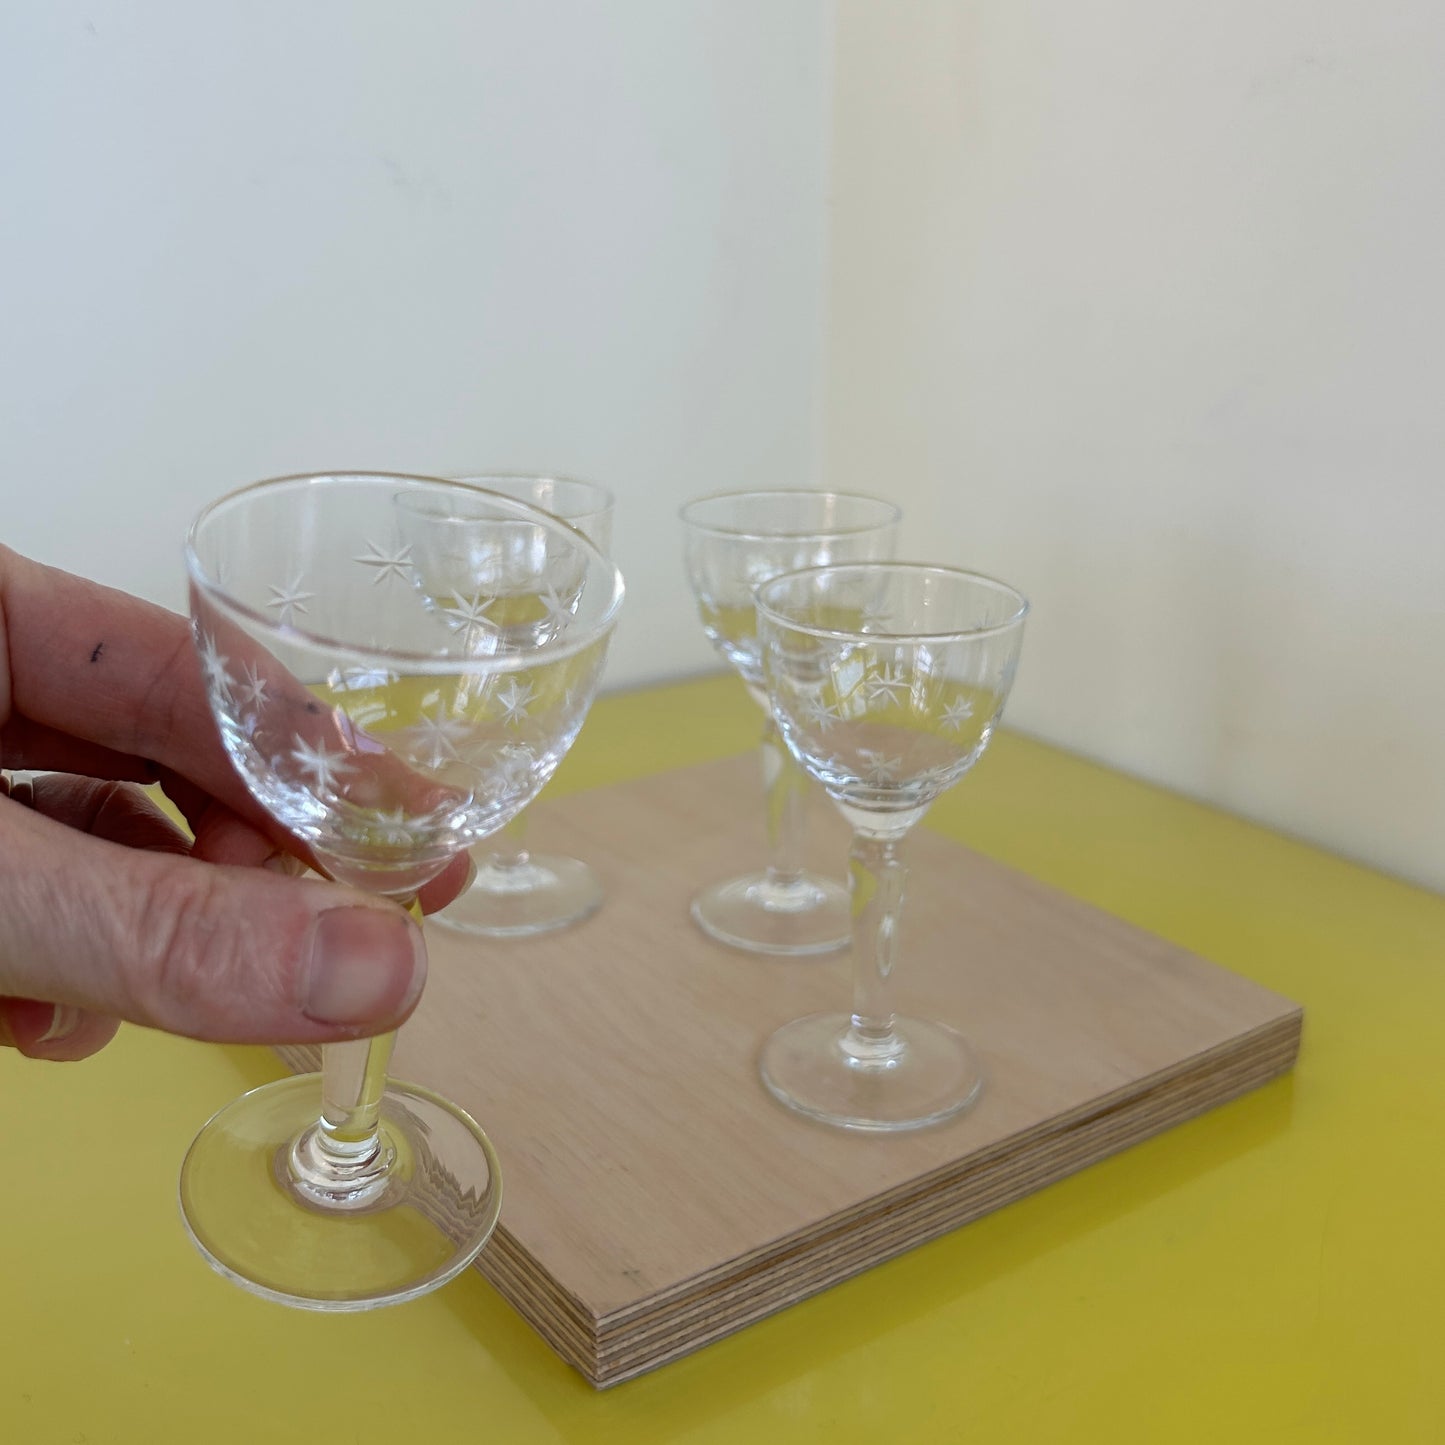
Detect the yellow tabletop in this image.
<box><xmin>4</xmin><ymin>674</ymin><xmax>1441</xmax><ymax>1443</ymax></box>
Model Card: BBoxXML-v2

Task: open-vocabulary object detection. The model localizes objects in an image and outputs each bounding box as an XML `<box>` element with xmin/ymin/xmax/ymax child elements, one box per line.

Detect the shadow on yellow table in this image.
<box><xmin>3</xmin><ymin>674</ymin><xmax>1441</xmax><ymax>1443</ymax></box>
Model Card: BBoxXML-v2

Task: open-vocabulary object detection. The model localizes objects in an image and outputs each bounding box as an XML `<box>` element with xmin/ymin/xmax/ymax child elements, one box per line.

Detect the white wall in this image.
<box><xmin>0</xmin><ymin>1</ymin><xmax>833</xmax><ymax>686</ymax></box>
<box><xmin>822</xmin><ymin>0</ymin><xmax>1445</xmax><ymax>892</ymax></box>
<box><xmin>6</xmin><ymin>2</ymin><xmax>1442</xmax><ymax>892</ymax></box>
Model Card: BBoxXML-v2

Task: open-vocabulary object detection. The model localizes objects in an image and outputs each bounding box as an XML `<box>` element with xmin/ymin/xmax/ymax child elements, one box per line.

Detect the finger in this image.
<box><xmin>419</xmin><ymin>851</ymin><xmax>472</xmax><ymax>913</ymax></box>
<box><xmin>0</xmin><ymin>715</ymin><xmax>163</xmax><ymax>783</ymax></box>
<box><xmin>0</xmin><ymin>546</ymin><xmax>263</xmax><ymax>819</ymax></box>
<box><xmin>189</xmin><ymin>612</ymin><xmax>475</xmax><ymax>827</ymax></box>
<box><xmin>25</xmin><ymin>773</ymin><xmax>192</xmax><ymax>854</ymax></box>
<box><xmin>28</xmin><ymin>769</ymin><xmax>472</xmax><ymax>908</ymax></box>
<box><xmin>24</xmin><ymin>769</ymin><xmax>332</xmax><ymax>890</ymax></box>
<box><xmin>0</xmin><ymin>721</ymin><xmax>313</xmax><ymax>866</ymax></box>
<box><xmin>0</xmin><ymin>997</ymin><xmax>121</xmax><ymax>1062</ymax></box>
<box><xmin>2</xmin><ymin>778</ymin><xmax>187</xmax><ymax>1061</ymax></box>
<box><xmin>0</xmin><ymin>551</ymin><xmax>476</xmax><ymax>894</ymax></box>
<box><xmin>0</xmin><ymin>801</ymin><xmax>427</xmax><ymax>1045</ymax></box>
<box><xmin>0</xmin><ymin>719</ymin><xmax>317</xmax><ymax>873</ymax></box>
<box><xmin>150</xmin><ymin>768</ymin><xmax>472</xmax><ymax>908</ymax></box>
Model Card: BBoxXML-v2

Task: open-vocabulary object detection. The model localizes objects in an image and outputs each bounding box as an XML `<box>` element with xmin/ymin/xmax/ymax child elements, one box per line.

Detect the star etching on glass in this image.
<box><xmin>481</xmin><ymin>742</ymin><xmax>536</xmax><ymax>800</ymax></box>
<box><xmin>865</xmin><ymin>662</ymin><xmax>910</xmax><ymax>707</ymax></box>
<box><xmin>442</xmin><ymin>594</ymin><xmax>497</xmax><ymax>647</ymax></box>
<box><xmin>234</xmin><ymin>662</ymin><xmax>269</xmax><ymax>712</ymax></box>
<box><xmin>370</xmin><ymin>808</ymin><xmax>416</xmax><ymax>848</ymax></box>
<box><xmin>290</xmin><ymin>736</ymin><xmax>354</xmax><ymax>793</ymax></box>
<box><xmin>198</xmin><ymin>632</ymin><xmax>235</xmax><ymax>700</ymax></box>
<box><xmin>940</xmin><ymin>694</ymin><xmax>976</xmax><ymax>732</ymax></box>
<box><xmin>856</xmin><ymin>748</ymin><xmax>902</xmax><ymax>786</ymax></box>
<box><xmin>539</xmin><ymin>581</ymin><xmax>575</xmax><ymax>632</ymax></box>
<box><xmin>266</xmin><ymin>572</ymin><xmax>315</xmax><ymax>627</ymax></box>
<box><xmin>403</xmin><ymin>703</ymin><xmax>470</xmax><ymax>770</ymax></box>
<box><xmin>798</xmin><ymin>693</ymin><xmax>840</xmax><ymax>731</ymax></box>
<box><xmin>352</xmin><ymin>539</ymin><xmax>414</xmax><ymax>586</ymax></box>
<box><xmin>496</xmin><ymin>677</ymin><xmax>536</xmax><ymax>726</ymax></box>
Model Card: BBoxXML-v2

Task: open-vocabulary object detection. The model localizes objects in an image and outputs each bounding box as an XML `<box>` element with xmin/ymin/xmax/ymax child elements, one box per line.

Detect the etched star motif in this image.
<box><xmin>857</xmin><ymin>749</ymin><xmax>902</xmax><ymax>786</ymax></box>
<box><xmin>536</xmin><ymin>580</ymin><xmax>576</xmax><ymax>630</ymax></box>
<box><xmin>498</xmin><ymin>742</ymin><xmax>536</xmax><ymax>781</ymax></box>
<box><xmin>940</xmin><ymin>694</ymin><xmax>975</xmax><ymax>732</ymax></box>
<box><xmin>480</xmin><ymin>742</ymin><xmax>537</xmax><ymax>799</ymax></box>
<box><xmin>234</xmin><ymin>662</ymin><xmax>269</xmax><ymax>712</ymax></box>
<box><xmin>865</xmin><ymin>663</ymin><xmax>910</xmax><ymax>707</ymax></box>
<box><xmin>266</xmin><ymin>572</ymin><xmax>315</xmax><ymax>627</ymax></box>
<box><xmin>798</xmin><ymin>694</ymin><xmax>840</xmax><ymax>731</ymax></box>
<box><xmin>352</xmin><ymin>540</ymin><xmax>414</xmax><ymax>586</ymax></box>
<box><xmin>197</xmin><ymin>632</ymin><xmax>235</xmax><ymax>699</ymax></box>
<box><xmin>371</xmin><ymin>808</ymin><xmax>416</xmax><ymax>847</ymax></box>
<box><xmin>290</xmin><ymin>736</ymin><xmax>353</xmax><ymax>792</ymax></box>
<box><xmin>496</xmin><ymin>677</ymin><xmax>536</xmax><ymax>726</ymax></box>
<box><xmin>403</xmin><ymin>703</ymin><xmax>470</xmax><ymax>769</ymax></box>
<box><xmin>442</xmin><ymin>594</ymin><xmax>497</xmax><ymax>647</ymax></box>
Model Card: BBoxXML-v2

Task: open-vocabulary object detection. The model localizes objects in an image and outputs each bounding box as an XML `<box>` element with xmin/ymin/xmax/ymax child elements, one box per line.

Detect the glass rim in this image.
<box><xmin>755</xmin><ymin>562</ymin><xmax>1029</xmax><ymax>643</ymax></box>
<box><xmin>678</xmin><ymin>488</ymin><xmax>902</xmax><ymax>541</ymax></box>
<box><xmin>449</xmin><ymin>472</ymin><xmax>615</xmax><ymax>529</ymax></box>
<box><xmin>185</xmin><ymin>470</ymin><xmax>625</xmax><ymax>671</ymax></box>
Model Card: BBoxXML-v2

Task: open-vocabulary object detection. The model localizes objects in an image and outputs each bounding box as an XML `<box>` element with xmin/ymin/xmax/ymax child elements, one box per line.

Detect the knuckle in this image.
<box><xmin>119</xmin><ymin>861</ymin><xmax>295</xmax><ymax>1037</ymax></box>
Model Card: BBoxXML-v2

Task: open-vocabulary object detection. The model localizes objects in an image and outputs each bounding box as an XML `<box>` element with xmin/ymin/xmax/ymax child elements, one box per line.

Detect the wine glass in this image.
<box><xmin>755</xmin><ymin>562</ymin><xmax>1027</xmax><ymax>1131</ymax></box>
<box><xmin>180</xmin><ymin>471</ymin><xmax>623</xmax><ymax>1308</ymax></box>
<box><xmin>680</xmin><ymin>490</ymin><xmax>901</xmax><ymax>955</ymax></box>
<box><xmin>429</xmin><ymin>475</ymin><xmax>615</xmax><ymax>938</ymax></box>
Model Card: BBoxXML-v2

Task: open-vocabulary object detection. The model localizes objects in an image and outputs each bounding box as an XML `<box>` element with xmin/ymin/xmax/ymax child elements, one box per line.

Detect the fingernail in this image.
<box><xmin>263</xmin><ymin>851</ymin><xmax>308</xmax><ymax>878</ymax></box>
<box><xmin>303</xmin><ymin>907</ymin><xmax>426</xmax><ymax>1027</ymax></box>
<box><xmin>39</xmin><ymin>1004</ymin><xmax>82</xmax><ymax>1044</ymax></box>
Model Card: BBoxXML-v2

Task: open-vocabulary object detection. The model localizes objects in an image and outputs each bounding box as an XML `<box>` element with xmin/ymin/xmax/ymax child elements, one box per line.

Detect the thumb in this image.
<box><xmin>0</xmin><ymin>803</ymin><xmax>427</xmax><ymax>1045</ymax></box>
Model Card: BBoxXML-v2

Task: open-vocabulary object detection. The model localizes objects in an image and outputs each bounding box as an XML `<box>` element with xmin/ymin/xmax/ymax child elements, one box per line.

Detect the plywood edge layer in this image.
<box><xmin>587</xmin><ymin>1036</ymin><xmax>1298</xmax><ymax>1385</ymax></box>
<box><xmin>591</xmin><ymin>1010</ymin><xmax>1303</xmax><ymax>1332</ymax></box>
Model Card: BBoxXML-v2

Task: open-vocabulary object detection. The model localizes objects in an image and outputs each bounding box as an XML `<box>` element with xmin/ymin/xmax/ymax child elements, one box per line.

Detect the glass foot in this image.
<box><xmin>690</xmin><ymin>871</ymin><xmax>850</xmax><ymax>956</ymax></box>
<box><xmin>431</xmin><ymin>853</ymin><xmax>603</xmax><ymax>938</ymax></box>
<box><xmin>759</xmin><ymin>1012</ymin><xmax>985</xmax><ymax>1132</ymax></box>
<box><xmin>178</xmin><ymin>1074</ymin><xmax>502</xmax><ymax>1310</ymax></box>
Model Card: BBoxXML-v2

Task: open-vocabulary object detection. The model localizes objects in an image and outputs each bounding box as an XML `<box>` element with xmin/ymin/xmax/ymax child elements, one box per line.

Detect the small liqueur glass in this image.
<box><xmin>755</xmin><ymin>562</ymin><xmax>1027</xmax><ymax>1131</ymax></box>
<box><xmin>429</xmin><ymin>474</ymin><xmax>615</xmax><ymax>938</ymax></box>
<box><xmin>181</xmin><ymin>472</ymin><xmax>623</xmax><ymax>1307</ymax></box>
<box><xmin>680</xmin><ymin>490</ymin><xmax>901</xmax><ymax>956</ymax></box>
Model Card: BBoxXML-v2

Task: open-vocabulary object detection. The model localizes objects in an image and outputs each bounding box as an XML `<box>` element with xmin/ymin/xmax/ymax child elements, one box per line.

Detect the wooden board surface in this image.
<box><xmin>279</xmin><ymin>752</ymin><xmax>1302</xmax><ymax>1385</ymax></box>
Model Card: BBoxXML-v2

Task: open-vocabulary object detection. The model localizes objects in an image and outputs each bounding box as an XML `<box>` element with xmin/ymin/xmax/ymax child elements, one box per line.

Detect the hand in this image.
<box><xmin>0</xmin><ymin>546</ymin><xmax>469</xmax><ymax>1062</ymax></box>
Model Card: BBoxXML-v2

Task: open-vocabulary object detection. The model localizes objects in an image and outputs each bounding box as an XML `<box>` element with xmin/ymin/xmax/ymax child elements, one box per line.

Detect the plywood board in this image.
<box><xmin>278</xmin><ymin>753</ymin><xmax>1302</xmax><ymax>1385</ymax></box>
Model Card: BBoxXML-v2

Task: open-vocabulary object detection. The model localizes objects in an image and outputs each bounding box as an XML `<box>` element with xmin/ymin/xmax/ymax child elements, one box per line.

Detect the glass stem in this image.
<box><xmin>481</xmin><ymin>812</ymin><xmax>530</xmax><ymax>874</ymax></box>
<box><xmin>317</xmin><ymin>1029</ymin><xmax>396</xmax><ymax>1161</ymax></box>
<box><xmin>844</xmin><ymin>831</ymin><xmax>909</xmax><ymax>1064</ymax></box>
<box><xmin>288</xmin><ymin>897</ymin><xmax>418</xmax><ymax>1204</ymax></box>
<box><xmin>761</xmin><ymin>715</ymin><xmax>811</xmax><ymax>893</ymax></box>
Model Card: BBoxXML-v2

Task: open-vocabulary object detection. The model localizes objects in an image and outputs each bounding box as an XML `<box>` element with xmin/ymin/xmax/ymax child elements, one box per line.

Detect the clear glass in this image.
<box><xmin>179</xmin><ymin>471</ymin><xmax>623</xmax><ymax>1308</ymax></box>
<box><xmin>755</xmin><ymin>562</ymin><xmax>1027</xmax><ymax>1130</ymax></box>
<box><xmin>430</xmin><ymin>475</ymin><xmax>615</xmax><ymax>938</ymax></box>
<box><xmin>680</xmin><ymin>491</ymin><xmax>901</xmax><ymax>956</ymax></box>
